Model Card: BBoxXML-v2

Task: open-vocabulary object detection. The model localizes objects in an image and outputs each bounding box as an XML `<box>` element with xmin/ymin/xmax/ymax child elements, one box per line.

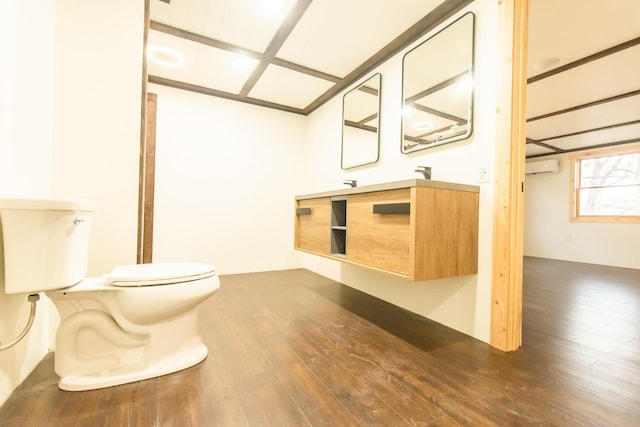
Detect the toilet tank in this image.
<box><xmin>0</xmin><ymin>197</ymin><xmax>96</xmax><ymax>294</ymax></box>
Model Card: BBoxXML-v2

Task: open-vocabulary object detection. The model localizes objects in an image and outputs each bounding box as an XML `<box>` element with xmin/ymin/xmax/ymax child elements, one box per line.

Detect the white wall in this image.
<box><xmin>0</xmin><ymin>2</ymin><xmax>55</xmax><ymax>197</ymax></box>
<box><xmin>0</xmin><ymin>0</ymin><xmax>144</xmax><ymax>406</ymax></box>
<box><xmin>524</xmin><ymin>148</ymin><xmax>640</xmax><ymax>269</ymax></box>
<box><xmin>300</xmin><ymin>1</ymin><xmax>499</xmax><ymax>343</ymax></box>
<box><xmin>149</xmin><ymin>85</ymin><xmax>308</xmax><ymax>274</ymax></box>
<box><xmin>52</xmin><ymin>0</ymin><xmax>144</xmax><ymax>276</ymax></box>
<box><xmin>0</xmin><ymin>0</ymin><xmax>57</xmax><ymax>408</ymax></box>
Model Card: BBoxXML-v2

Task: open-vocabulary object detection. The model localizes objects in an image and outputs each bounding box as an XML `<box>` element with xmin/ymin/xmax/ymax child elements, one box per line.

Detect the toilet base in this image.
<box><xmin>48</xmin><ymin>272</ymin><xmax>220</xmax><ymax>392</ymax></box>
<box><xmin>57</xmin><ymin>342</ymin><xmax>208</xmax><ymax>391</ymax></box>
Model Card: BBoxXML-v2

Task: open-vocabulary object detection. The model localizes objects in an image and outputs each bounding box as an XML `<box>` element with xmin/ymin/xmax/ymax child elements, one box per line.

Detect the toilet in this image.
<box><xmin>0</xmin><ymin>196</ymin><xmax>220</xmax><ymax>391</ymax></box>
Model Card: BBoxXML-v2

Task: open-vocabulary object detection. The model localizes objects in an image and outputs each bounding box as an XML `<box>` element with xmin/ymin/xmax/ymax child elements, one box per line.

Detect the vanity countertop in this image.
<box><xmin>295</xmin><ymin>179</ymin><xmax>479</xmax><ymax>200</ymax></box>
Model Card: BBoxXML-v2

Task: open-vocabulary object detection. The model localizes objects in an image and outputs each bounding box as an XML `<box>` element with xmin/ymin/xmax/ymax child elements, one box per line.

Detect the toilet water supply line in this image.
<box><xmin>0</xmin><ymin>294</ymin><xmax>40</xmax><ymax>351</ymax></box>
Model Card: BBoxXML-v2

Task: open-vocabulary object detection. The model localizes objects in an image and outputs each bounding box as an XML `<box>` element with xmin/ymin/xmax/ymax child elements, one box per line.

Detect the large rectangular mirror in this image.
<box><xmin>341</xmin><ymin>73</ymin><xmax>381</xmax><ymax>169</ymax></box>
<box><xmin>401</xmin><ymin>12</ymin><xmax>475</xmax><ymax>154</ymax></box>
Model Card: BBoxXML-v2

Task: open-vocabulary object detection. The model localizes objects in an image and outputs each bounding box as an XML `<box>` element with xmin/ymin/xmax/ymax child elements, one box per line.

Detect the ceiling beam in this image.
<box><xmin>239</xmin><ymin>0</ymin><xmax>313</xmax><ymax>97</ymax></box>
<box><xmin>526</xmin><ymin>137</ymin><xmax>564</xmax><ymax>152</ymax></box>
<box><xmin>344</xmin><ymin>120</ymin><xmax>377</xmax><ymax>133</ymax></box>
<box><xmin>528</xmin><ymin>36</ymin><xmax>640</xmax><ymax>84</ymax></box>
<box><xmin>405</xmin><ymin>71</ymin><xmax>469</xmax><ymax>103</ymax></box>
<box><xmin>527</xmin><ymin>89</ymin><xmax>640</xmax><ymax>122</ymax></box>
<box><xmin>149</xmin><ymin>20</ymin><xmax>340</xmax><ymax>84</ymax></box>
<box><xmin>148</xmin><ymin>75</ymin><xmax>306</xmax><ymax>115</ymax></box>
<box><xmin>358</xmin><ymin>113</ymin><xmax>378</xmax><ymax>124</ymax></box>
<box><xmin>408</xmin><ymin>102</ymin><xmax>466</xmax><ymax>123</ymax></box>
<box><xmin>534</xmin><ymin>119</ymin><xmax>640</xmax><ymax>142</ymax></box>
<box><xmin>270</xmin><ymin>57</ymin><xmax>340</xmax><ymax>82</ymax></box>
<box><xmin>527</xmin><ymin>137</ymin><xmax>640</xmax><ymax>159</ymax></box>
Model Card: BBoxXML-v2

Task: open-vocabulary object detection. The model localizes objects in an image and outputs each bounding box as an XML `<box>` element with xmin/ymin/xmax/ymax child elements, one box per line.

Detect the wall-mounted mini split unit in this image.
<box><xmin>525</xmin><ymin>159</ymin><xmax>559</xmax><ymax>175</ymax></box>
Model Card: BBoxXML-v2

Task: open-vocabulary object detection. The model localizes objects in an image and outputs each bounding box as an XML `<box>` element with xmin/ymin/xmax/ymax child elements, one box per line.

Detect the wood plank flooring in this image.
<box><xmin>1</xmin><ymin>257</ymin><xmax>639</xmax><ymax>426</ymax></box>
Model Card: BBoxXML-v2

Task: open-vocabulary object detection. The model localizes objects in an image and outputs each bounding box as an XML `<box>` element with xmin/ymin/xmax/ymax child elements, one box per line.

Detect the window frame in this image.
<box><xmin>570</xmin><ymin>145</ymin><xmax>640</xmax><ymax>223</ymax></box>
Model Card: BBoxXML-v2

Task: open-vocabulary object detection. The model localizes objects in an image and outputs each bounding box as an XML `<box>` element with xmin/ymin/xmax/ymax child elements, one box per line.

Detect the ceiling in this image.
<box><xmin>526</xmin><ymin>0</ymin><xmax>640</xmax><ymax>158</ymax></box>
<box><xmin>147</xmin><ymin>0</ymin><xmax>640</xmax><ymax>158</ymax></box>
<box><xmin>147</xmin><ymin>0</ymin><xmax>470</xmax><ymax>115</ymax></box>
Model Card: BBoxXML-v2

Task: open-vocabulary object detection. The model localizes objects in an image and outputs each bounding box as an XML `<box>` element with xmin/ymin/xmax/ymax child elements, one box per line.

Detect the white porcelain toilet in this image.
<box><xmin>0</xmin><ymin>197</ymin><xmax>220</xmax><ymax>391</ymax></box>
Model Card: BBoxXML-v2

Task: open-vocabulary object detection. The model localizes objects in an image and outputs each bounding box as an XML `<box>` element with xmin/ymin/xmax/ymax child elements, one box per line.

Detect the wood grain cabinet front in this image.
<box><xmin>347</xmin><ymin>189</ymin><xmax>412</xmax><ymax>276</ymax></box>
<box><xmin>294</xmin><ymin>197</ymin><xmax>330</xmax><ymax>256</ymax></box>
<box><xmin>346</xmin><ymin>187</ymin><xmax>478</xmax><ymax>280</ymax></box>
<box><xmin>294</xmin><ymin>180</ymin><xmax>479</xmax><ymax>281</ymax></box>
<box><xmin>409</xmin><ymin>186</ymin><xmax>479</xmax><ymax>280</ymax></box>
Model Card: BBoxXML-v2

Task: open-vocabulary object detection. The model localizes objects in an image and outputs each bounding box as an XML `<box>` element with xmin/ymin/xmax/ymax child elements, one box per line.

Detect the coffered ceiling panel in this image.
<box><xmin>527</xmin><ymin>95</ymin><xmax>640</xmax><ymax>141</ymax></box>
<box><xmin>541</xmin><ymin>123</ymin><xmax>640</xmax><ymax>152</ymax></box>
<box><xmin>248</xmin><ymin>64</ymin><xmax>334</xmax><ymax>109</ymax></box>
<box><xmin>150</xmin><ymin>0</ymin><xmax>296</xmax><ymax>52</ymax></box>
<box><xmin>147</xmin><ymin>0</ymin><xmax>472</xmax><ymax>115</ymax></box>
<box><xmin>148</xmin><ymin>29</ymin><xmax>259</xmax><ymax>93</ymax></box>
<box><xmin>527</xmin><ymin>46</ymin><xmax>640</xmax><ymax>118</ymax></box>
<box><xmin>276</xmin><ymin>0</ymin><xmax>443</xmax><ymax>77</ymax></box>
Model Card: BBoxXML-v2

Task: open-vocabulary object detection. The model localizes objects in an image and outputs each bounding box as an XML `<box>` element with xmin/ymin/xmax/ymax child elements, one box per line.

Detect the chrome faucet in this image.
<box><xmin>344</xmin><ymin>180</ymin><xmax>357</xmax><ymax>188</ymax></box>
<box><xmin>415</xmin><ymin>166</ymin><xmax>432</xmax><ymax>180</ymax></box>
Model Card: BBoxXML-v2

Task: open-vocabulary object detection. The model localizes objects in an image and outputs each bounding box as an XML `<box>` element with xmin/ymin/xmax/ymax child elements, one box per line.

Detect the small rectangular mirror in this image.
<box><xmin>401</xmin><ymin>12</ymin><xmax>475</xmax><ymax>153</ymax></box>
<box><xmin>341</xmin><ymin>73</ymin><xmax>381</xmax><ymax>169</ymax></box>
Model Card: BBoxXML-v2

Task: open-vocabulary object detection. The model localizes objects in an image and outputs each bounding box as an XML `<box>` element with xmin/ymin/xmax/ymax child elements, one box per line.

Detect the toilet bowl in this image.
<box><xmin>47</xmin><ymin>262</ymin><xmax>219</xmax><ymax>391</ymax></box>
<box><xmin>0</xmin><ymin>197</ymin><xmax>220</xmax><ymax>391</ymax></box>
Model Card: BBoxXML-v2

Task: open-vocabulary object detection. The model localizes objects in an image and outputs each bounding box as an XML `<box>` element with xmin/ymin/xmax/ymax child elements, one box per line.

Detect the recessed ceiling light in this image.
<box><xmin>413</xmin><ymin>121</ymin><xmax>435</xmax><ymax>131</ymax></box>
<box><xmin>148</xmin><ymin>44</ymin><xmax>184</xmax><ymax>67</ymax></box>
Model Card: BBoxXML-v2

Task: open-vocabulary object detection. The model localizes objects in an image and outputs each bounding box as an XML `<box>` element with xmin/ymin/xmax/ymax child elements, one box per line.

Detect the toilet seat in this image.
<box><xmin>105</xmin><ymin>262</ymin><xmax>217</xmax><ymax>287</ymax></box>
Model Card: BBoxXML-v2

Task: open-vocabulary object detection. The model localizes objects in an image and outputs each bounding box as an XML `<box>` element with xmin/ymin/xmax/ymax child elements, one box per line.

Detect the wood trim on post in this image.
<box><xmin>490</xmin><ymin>0</ymin><xmax>529</xmax><ymax>351</ymax></box>
<box><xmin>137</xmin><ymin>0</ymin><xmax>151</xmax><ymax>264</ymax></box>
<box><xmin>141</xmin><ymin>93</ymin><xmax>157</xmax><ymax>263</ymax></box>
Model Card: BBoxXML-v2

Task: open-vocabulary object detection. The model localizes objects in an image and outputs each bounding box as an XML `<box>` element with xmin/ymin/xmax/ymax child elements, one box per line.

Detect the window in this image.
<box><xmin>570</xmin><ymin>146</ymin><xmax>640</xmax><ymax>223</ymax></box>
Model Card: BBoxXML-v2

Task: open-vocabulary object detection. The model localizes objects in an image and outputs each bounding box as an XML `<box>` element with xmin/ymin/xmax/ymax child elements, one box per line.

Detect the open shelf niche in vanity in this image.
<box><xmin>330</xmin><ymin>197</ymin><xmax>347</xmax><ymax>257</ymax></box>
<box><xmin>294</xmin><ymin>179</ymin><xmax>480</xmax><ymax>281</ymax></box>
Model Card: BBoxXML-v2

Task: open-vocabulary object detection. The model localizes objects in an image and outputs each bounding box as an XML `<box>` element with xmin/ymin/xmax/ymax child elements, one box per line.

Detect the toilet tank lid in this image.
<box><xmin>0</xmin><ymin>197</ymin><xmax>96</xmax><ymax>211</ymax></box>
<box><xmin>105</xmin><ymin>262</ymin><xmax>217</xmax><ymax>287</ymax></box>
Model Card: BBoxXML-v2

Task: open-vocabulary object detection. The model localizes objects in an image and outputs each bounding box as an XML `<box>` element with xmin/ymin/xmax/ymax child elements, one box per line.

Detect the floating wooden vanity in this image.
<box><xmin>294</xmin><ymin>179</ymin><xmax>479</xmax><ymax>281</ymax></box>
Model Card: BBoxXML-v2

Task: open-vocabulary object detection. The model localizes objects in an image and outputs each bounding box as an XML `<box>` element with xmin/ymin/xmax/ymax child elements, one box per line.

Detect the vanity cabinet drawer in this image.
<box><xmin>294</xmin><ymin>197</ymin><xmax>330</xmax><ymax>255</ymax></box>
<box><xmin>347</xmin><ymin>189</ymin><xmax>411</xmax><ymax>275</ymax></box>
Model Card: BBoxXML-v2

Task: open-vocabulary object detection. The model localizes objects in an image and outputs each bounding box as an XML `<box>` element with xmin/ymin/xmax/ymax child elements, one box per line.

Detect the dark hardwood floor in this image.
<box><xmin>1</xmin><ymin>257</ymin><xmax>639</xmax><ymax>426</ymax></box>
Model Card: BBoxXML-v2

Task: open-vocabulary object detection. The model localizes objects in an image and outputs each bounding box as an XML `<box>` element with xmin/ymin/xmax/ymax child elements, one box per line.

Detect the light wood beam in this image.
<box><xmin>490</xmin><ymin>0</ymin><xmax>529</xmax><ymax>351</ymax></box>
